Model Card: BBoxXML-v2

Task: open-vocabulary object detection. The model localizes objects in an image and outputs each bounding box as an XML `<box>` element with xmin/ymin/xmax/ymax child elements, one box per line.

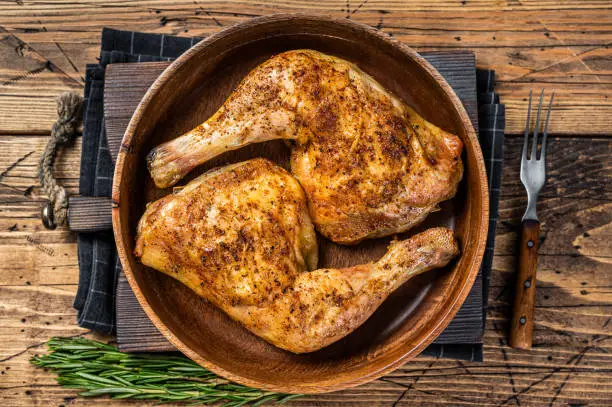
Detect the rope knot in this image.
<box><xmin>39</xmin><ymin>92</ymin><xmax>84</xmax><ymax>228</ymax></box>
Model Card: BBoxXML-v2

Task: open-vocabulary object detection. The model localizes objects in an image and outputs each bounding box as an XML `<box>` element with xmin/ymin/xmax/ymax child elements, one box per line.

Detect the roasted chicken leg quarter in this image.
<box><xmin>135</xmin><ymin>158</ymin><xmax>460</xmax><ymax>353</ymax></box>
<box><xmin>147</xmin><ymin>49</ymin><xmax>464</xmax><ymax>244</ymax></box>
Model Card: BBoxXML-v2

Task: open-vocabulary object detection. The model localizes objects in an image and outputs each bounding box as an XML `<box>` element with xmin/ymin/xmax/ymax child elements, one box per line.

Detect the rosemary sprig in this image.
<box><xmin>31</xmin><ymin>337</ymin><xmax>301</xmax><ymax>406</ymax></box>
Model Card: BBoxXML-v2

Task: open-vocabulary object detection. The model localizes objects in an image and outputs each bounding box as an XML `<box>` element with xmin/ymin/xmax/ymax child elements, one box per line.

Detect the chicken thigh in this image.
<box><xmin>135</xmin><ymin>158</ymin><xmax>459</xmax><ymax>353</ymax></box>
<box><xmin>146</xmin><ymin>50</ymin><xmax>464</xmax><ymax>244</ymax></box>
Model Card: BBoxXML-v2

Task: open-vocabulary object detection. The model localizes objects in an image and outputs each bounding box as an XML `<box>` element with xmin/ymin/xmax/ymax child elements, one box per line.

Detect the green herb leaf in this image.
<box><xmin>31</xmin><ymin>337</ymin><xmax>301</xmax><ymax>406</ymax></box>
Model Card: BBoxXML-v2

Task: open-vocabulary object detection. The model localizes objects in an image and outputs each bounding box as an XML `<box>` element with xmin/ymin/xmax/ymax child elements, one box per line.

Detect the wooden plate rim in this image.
<box><xmin>112</xmin><ymin>13</ymin><xmax>489</xmax><ymax>394</ymax></box>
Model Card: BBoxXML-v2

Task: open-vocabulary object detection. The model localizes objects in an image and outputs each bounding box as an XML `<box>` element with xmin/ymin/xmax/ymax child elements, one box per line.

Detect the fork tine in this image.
<box><xmin>539</xmin><ymin>90</ymin><xmax>555</xmax><ymax>160</ymax></box>
<box><xmin>531</xmin><ymin>89</ymin><xmax>545</xmax><ymax>160</ymax></box>
<box><xmin>522</xmin><ymin>90</ymin><xmax>533</xmax><ymax>162</ymax></box>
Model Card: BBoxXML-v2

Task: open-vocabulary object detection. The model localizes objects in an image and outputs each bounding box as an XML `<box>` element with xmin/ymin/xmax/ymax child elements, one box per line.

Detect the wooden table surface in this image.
<box><xmin>0</xmin><ymin>1</ymin><xmax>610</xmax><ymax>406</ymax></box>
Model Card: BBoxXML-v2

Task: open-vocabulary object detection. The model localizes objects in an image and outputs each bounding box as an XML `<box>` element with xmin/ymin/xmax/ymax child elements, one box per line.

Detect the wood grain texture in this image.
<box><xmin>510</xmin><ymin>219</ymin><xmax>541</xmax><ymax>349</ymax></box>
<box><xmin>0</xmin><ymin>1</ymin><xmax>610</xmax><ymax>405</ymax></box>
<box><xmin>67</xmin><ymin>196</ymin><xmax>112</xmax><ymax>232</ymax></box>
<box><xmin>1</xmin><ymin>1</ymin><xmax>611</xmax><ymax>134</ymax></box>
<box><xmin>104</xmin><ymin>62</ymin><xmax>168</xmax><ymax>163</ymax></box>
<box><xmin>0</xmin><ymin>134</ymin><xmax>610</xmax><ymax>405</ymax></box>
<box><xmin>112</xmin><ymin>15</ymin><xmax>488</xmax><ymax>393</ymax></box>
<box><xmin>108</xmin><ymin>51</ymin><xmax>484</xmax><ymax>352</ymax></box>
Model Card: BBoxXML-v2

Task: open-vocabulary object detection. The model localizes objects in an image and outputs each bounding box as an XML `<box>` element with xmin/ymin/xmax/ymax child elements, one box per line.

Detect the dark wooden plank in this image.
<box><xmin>423</xmin><ymin>51</ymin><xmax>478</xmax><ymax>134</ymax></box>
<box><xmin>104</xmin><ymin>62</ymin><xmax>168</xmax><ymax>162</ymax></box>
<box><xmin>67</xmin><ymin>196</ymin><xmax>112</xmax><ymax>232</ymax></box>
<box><xmin>116</xmin><ymin>272</ymin><xmax>170</xmax><ymax>352</ymax></box>
<box><xmin>108</xmin><ymin>51</ymin><xmax>487</xmax><ymax>353</ymax></box>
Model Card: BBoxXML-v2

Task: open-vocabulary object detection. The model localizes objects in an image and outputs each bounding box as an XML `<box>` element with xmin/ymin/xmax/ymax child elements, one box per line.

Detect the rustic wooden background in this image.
<box><xmin>0</xmin><ymin>1</ymin><xmax>610</xmax><ymax>406</ymax></box>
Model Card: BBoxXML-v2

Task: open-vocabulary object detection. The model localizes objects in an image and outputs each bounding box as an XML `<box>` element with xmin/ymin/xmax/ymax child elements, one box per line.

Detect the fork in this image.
<box><xmin>509</xmin><ymin>89</ymin><xmax>554</xmax><ymax>350</ymax></box>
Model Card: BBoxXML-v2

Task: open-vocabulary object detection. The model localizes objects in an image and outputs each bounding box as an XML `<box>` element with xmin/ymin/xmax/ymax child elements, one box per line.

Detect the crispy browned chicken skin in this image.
<box><xmin>135</xmin><ymin>159</ymin><xmax>459</xmax><ymax>353</ymax></box>
<box><xmin>147</xmin><ymin>50</ymin><xmax>464</xmax><ymax>245</ymax></box>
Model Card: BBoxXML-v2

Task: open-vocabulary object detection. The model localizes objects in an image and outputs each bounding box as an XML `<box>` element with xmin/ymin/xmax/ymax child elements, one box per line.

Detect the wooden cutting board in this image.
<box><xmin>107</xmin><ymin>51</ymin><xmax>483</xmax><ymax>353</ymax></box>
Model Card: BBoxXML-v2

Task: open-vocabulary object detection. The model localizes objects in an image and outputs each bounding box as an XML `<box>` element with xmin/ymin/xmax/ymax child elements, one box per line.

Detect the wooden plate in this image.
<box><xmin>112</xmin><ymin>14</ymin><xmax>488</xmax><ymax>394</ymax></box>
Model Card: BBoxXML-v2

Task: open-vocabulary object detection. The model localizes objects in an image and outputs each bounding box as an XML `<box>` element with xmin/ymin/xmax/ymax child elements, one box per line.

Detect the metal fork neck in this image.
<box><xmin>522</xmin><ymin>189</ymin><xmax>539</xmax><ymax>222</ymax></box>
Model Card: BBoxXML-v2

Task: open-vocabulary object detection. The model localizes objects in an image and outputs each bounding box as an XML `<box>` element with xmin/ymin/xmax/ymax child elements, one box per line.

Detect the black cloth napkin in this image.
<box><xmin>75</xmin><ymin>28</ymin><xmax>504</xmax><ymax>361</ymax></box>
<box><xmin>74</xmin><ymin>64</ymin><xmax>118</xmax><ymax>333</ymax></box>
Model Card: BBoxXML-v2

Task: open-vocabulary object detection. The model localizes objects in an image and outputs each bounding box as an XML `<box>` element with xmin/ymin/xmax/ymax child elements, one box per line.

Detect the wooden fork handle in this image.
<box><xmin>509</xmin><ymin>219</ymin><xmax>540</xmax><ymax>349</ymax></box>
